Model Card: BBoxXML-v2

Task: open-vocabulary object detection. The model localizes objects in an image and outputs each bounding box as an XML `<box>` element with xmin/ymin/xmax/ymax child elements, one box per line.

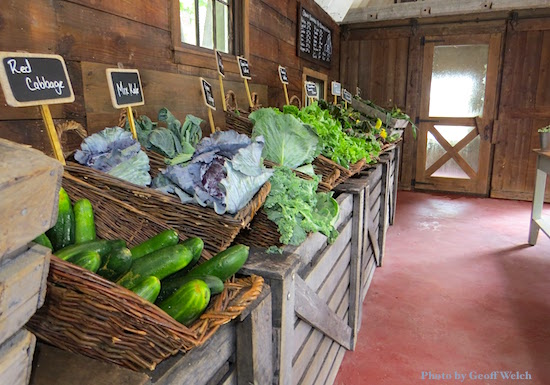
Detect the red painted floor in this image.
<box><xmin>335</xmin><ymin>191</ymin><xmax>550</xmax><ymax>385</ymax></box>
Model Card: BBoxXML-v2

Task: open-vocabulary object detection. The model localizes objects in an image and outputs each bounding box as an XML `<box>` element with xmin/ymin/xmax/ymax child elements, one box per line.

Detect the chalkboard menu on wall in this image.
<box><xmin>297</xmin><ymin>6</ymin><xmax>333</xmax><ymax>68</ymax></box>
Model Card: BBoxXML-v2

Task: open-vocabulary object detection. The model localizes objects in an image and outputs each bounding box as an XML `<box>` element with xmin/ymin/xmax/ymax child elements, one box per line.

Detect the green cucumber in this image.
<box><xmin>46</xmin><ymin>187</ymin><xmax>75</xmax><ymax>251</ymax></box>
<box><xmin>67</xmin><ymin>251</ymin><xmax>101</xmax><ymax>273</ymax></box>
<box><xmin>157</xmin><ymin>274</ymin><xmax>224</xmax><ymax>304</ymax></box>
<box><xmin>33</xmin><ymin>234</ymin><xmax>53</xmax><ymax>250</ymax></box>
<box><xmin>74</xmin><ymin>199</ymin><xmax>96</xmax><ymax>243</ymax></box>
<box><xmin>130</xmin><ymin>229</ymin><xmax>179</xmax><ymax>260</ymax></box>
<box><xmin>116</xmin><ymin>244</ymin><xmax>193</xmax><ymax>289</ymax></box>
<box><xmin>96</xmin><ymin>246</ymin><xmax>133</xmax><ymax>282</ymax></box>
<box><xmin>130</xmin><ymin>276</ymin><xmax>161</xmax><ymax>303</ymax></box>
<box><xmin>186</xmin><ymin>244</ymin><xmax>249</xmax><ymax>282</ymax></box>
<box><xmin>54</xmin><ymin>239</ymin><xmax>126</xmax><ymax>261</ymax></box>
<box><xmin>180</xmin><ymin>237</ymin><xmax>204</xmax><ymax>267</ymax></box>
<box><xmin>158</xmin><ymin>279</ymin><xmax>211</xmax><ymax>326</ymax></box>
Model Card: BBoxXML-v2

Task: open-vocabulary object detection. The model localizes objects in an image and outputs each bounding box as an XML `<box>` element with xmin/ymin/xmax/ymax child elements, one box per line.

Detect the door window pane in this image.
<box><xmin>458</xmin><ymin>136</ymin><xmax>480</xmax><ymax>173</ymax></box>
<box><xmin>199</xmin><ymin>0</ymin><xmax>214</xmax><ymax>49</ymax></box>
<box><xmin>429</xmin><ymin>45</ymin><xmax>489</xmax><ymax>118</ymax></box>
<box><xmin>215</xmin><ymin>2</ymin><xmax>229</xmax><ymax>53</ymax></box>
<box><xmin>432</xmin><ymin>158</ymin><xmax>471</xmax><ymax>179</ymax></box>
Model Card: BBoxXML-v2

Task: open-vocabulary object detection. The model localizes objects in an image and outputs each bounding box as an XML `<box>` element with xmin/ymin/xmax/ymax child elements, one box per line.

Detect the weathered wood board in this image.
<box><xmin>0</xmin><ymin>139</ymin><xmax>63</xmax><ymax>259</ymax></box>
<box><xmin>0</xmin><ymin>329</ymin><xmax>36</xmax><ymax>385</ymax></box>
<box><xmin>0</xmin><ymin>244</ymin><xmax>50</xmax><ymax>346</ymax></box>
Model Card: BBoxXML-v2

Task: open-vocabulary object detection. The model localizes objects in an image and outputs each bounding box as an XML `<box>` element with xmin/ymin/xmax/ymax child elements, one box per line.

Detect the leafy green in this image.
<box><xmin>264</xmin><ymin>166</ymin><xmax>339</xmax><ymax>246</ymax></box>
<box><xmin>249</xmin><ymin>108</ymin><xmax>320</xmax><ymax>169</ymax></box>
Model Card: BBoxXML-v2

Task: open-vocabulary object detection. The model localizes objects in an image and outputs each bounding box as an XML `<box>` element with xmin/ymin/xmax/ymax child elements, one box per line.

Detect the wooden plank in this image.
<box><xmin>236</xmin><ymin>289</ymin><xmax>273</xmax><ymax>385</ymax></box>
<box><xmin>536</xmin><ymin>30</ymin><xmax>550</xmax><ymax>108</ymax></box>
<box><xmin>294</xmin><ymin>276</ymin><xmax>352</xmax><ymax>350</ymax></box>
<box><xmin>249</xmin><ymin>2</ymin><xmax>295</xmax><ymax>46</ymax></box>
<box><xmin>302</xmin><ymin>220</ymin><xmax>353</xmax><ymax>291</ymax></box>
<box><xmin>219</xmin><ymin>369</ymin><xmax>237</xmax><ymax>385</ymax></box>
<box><xmin>362</xmin><ymin>256</ymin><xmax>377</xmax><ymax>302</ymax></box>
<box><xmin>0</xmin><ymin>139</ymin><xmax>63</xmax><ymax>258</ymax></box>
<box><xmin>0</xmin><ymin>330</ymin><xmax>36</xmax><ymax>385</ymax></box>
<box><xmin>324</xmin><ymin>345</ymin><xmax>347</xmax><ymax>385</ymax></box>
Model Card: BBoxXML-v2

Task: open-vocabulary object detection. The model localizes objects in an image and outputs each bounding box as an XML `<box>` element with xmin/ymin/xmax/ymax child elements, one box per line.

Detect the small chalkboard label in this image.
<box><xmin>200</xmin><ymin>77</ymin><xmax>216</xmax><ymax>110</ymax></box>
<box><xmin>304</xmin><ymin>82</ymin><xmax>318</xmax><ymax>99</ymax></box>
<box><xmin>342</xmin><ymin>89</ymin><xmax>352</xmax><ymax>103</ymax></box>
<box><xmin>106</xmin><ymin>68</ymin><xmax>144</xmax><ymax>109</ymax></box>
<box><xmin>237</xmin><ymin>56</ymin><xmax>251</xmax><ymax>79</ymax></box>
<box><xmin>0</xmin><ymin>51</ymin><xmax>75</xmax><ymax>107</ymax></box>
<box><xmin>331</xmin><ymin>81</ymin><xmax>341</xmax><ymax>96</ymax></box>
<box><xmin>278</xmin><ymin>66</ymin><xmax>289</xmax><ymax>85</ymax></box>
<box><xmin>215</xmin><ymin>50</ymin><xmax>225</xmax><ymax>78</ymax></box>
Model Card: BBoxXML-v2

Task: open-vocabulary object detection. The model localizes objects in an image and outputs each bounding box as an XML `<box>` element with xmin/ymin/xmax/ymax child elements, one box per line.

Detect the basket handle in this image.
<box><xmin>55</xmin><ymin>121</ymin><xmax>88</xmax><ymax>160</ymax></box>
<box><xmin>225</xmin><ymin>90</ymin><xmax>238</xmax><ymax>112</ymax></box>
<box><xmin>250</xmin><ymin>92</ymin><xmax>261</xmax><ymax>111</ymax></box>
<box><xmin>289</xmin><ymin>95</ymin><xmax>302</xmax><ymax>109</ymax></box>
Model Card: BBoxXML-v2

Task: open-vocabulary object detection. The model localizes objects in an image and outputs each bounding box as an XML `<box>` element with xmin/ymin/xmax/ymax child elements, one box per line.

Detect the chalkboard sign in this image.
<box><xmin>278</xmin><ymin>65</ymin><xmax>289</xmax><ymax>85</ymax></box>
<box><xmin>200</xmin><ymin>77</ymin><xmax>216</xmax><ymax>110</ymax></box>
<box><xmin>304</xmin><ymin>82</ymin><xmax>318</xmax><ymax>99</ymax></box>
<box><xmin>342</xmin><ymin>89</ymin><xmax>352</xmax><ymax>103</ymax></box>
<box><xmin>237</xmin><ymin>56</ymin><xmax>251</xmax><ymax>79</ymax></box>
<box><xmin>331</xmin><ymin>81</ymin><xmax>341</xmax><ymax>96</ymax></box>
<box><xmin>106</xmin><ymin>68</ymin><xmax>144</xmax><ymax>109</ymax></box>
<box><xmin>215</xmin><ymin>50</ymin><xmax>225</xmax><ymax>78</ymax></box>
<box><xmin>0</xmin><ymin>52</ymin><xmax>75</xmax><ymax>107</ymax></box>
<box><xmin>297</xmin><ymin>6</ymin><xmax>333</xmax><ymax>68</ymax></box>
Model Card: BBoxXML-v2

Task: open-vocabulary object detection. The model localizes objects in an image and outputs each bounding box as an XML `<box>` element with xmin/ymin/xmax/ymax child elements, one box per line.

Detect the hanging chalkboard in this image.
<box><xmin>237</xmin><ymin>56</ymin><xmax>251</xmax><ymax>79</ymax></box>
<box><xmin>331</xmin><ymin>81</ymin><xmax>341</xmax><ymax>96</ymax></box>
<box><xmin>200</xmin><ymin>77</ymin><xmax>216</xmax><ymax>110</ymax></box>
<box><xmin>304</xmin><ymin>81</ymin><xmax>318</xmax><ymax>99</ymax></box>
<box><xmin>342</xmin><ymin>89</ymin><xmax>352</xmax><ymax>103</ymax></box>
<box><xmin>297</xmin><ymin>6</ymin><xmax>333</xmax><ymax>68</ymax></box>
<box><xmin>106</xmin><ymin>68</ymin><xmax>144</xmax><ymax>109</ymax></box>
<box><xmin>279</xmin><ymin>65</ymin><xmax>289</xmax><ymax>85</ymax></box>
<box><xmin>0</xmin><ymin>52</ymin><xmax>75</xmax><ymax>107</ymax></box>
<box><xmin>215</xmin><ymin>50</ymin><xmax>225</xmax><ymax>78</ymax></box>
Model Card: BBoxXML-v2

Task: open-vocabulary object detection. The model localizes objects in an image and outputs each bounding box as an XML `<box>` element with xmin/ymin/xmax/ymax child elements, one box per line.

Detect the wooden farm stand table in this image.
<box><xmin>528</xmin><ymin>149</ymin><xmax>550</xmax><ymax>245</ymax></box>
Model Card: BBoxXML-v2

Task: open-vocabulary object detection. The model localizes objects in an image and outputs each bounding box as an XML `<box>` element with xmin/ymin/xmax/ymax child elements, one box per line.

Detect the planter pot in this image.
<box><xmin>540</xmin><ymin>132</ymin><xmax>550</xmax><ymax>151</ymax></box>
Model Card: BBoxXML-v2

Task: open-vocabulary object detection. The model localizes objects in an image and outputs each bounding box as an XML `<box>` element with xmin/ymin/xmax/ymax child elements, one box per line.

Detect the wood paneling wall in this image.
<box><xmin>0</xmin><ymin>0</ymin><xmax>339</xmax><ymax>155</ymax></box>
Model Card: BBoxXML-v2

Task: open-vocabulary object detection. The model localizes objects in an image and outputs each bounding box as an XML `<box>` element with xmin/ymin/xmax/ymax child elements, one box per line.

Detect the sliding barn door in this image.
<box><xmin>415</xmin><ymin>33</ymin><xmax>501</xmax><ymax>194</ymax></box>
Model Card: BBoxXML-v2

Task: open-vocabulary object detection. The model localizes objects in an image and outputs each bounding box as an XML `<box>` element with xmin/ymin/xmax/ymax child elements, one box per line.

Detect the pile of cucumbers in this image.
<box><xmin>34</xmin><ymin>187</ymin><xmax>250</xmax><ymax>326</ymax></box>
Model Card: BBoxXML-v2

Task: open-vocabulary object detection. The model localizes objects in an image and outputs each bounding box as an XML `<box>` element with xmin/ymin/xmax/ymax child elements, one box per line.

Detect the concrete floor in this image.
<box><xmin>335</xmin><ymin>191</ymin><xmax>550</xmax><ymax>385</ymax></box>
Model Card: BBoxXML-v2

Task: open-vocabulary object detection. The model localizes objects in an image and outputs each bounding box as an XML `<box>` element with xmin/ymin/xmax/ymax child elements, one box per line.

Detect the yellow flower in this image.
<box><xmin>375</xmin><ymin>118</ymin><xmax>382</xmax><ymax>129</ymax></box>
<box><xmin>380</xmin><ymin>128</ymin><xmax>387</xmax><ymax>139</ymax></box>
<box><xmin>356</xmin><ymin>119</ymin><xmax>360</xmax><ymax>124</ymax></box>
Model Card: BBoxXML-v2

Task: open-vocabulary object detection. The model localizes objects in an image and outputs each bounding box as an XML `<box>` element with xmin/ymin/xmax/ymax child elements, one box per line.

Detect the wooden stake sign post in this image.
<box><xmin>342</xmin><ymin>88</ymin><xmax>352</xmax><ymax>109</ymax></box>
<box><xmin>278</xmin><ymin>65</ymin><xmax>290</xmax><ymax>105</ymax></box>
<box><xmin>304</xmin><ymin>81</ymin><xmax>318</xmax><ymax>105</ymax></box>
<box><xmin>105</xmin><ymin>68</ymin><xmax>144</xmax><ymax>140</ymax></box>
<box><xmin>214</xmin><ymin>50</ymin><xmax>227</xmax><ymax>112</ymax></box>
<box><xmin>331</xmin><ymin>81</ymin><xmax>341</xmax><ymax>105</ymax></box>
<box><xmin>200</xmin><ymin>77</ymin><xmax>217</xmax><ymax>134</ymax></box>
<box><xmin>0</xmin><ymin>52</ymin><xmax>75</xmax><ymax>165</ymax></box>
<box><xmin>237</xmin><ymin>56</ymin><xmax>254</xmax><ymax>109</ymax></box>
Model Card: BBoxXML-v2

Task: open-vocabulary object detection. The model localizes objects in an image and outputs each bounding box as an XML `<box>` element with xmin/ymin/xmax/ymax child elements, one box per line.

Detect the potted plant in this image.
<box><xmin>538</xmin><ymin>125</ymin><xmax>550</xmax><ymax>151</ymax></box>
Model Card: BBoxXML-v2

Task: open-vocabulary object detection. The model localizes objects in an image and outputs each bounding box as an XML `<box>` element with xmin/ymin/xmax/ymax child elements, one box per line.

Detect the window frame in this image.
<box><xmin>302</xmin><ymin>67</ymin><xmax>328</xmax><ymax>107</ymax></box>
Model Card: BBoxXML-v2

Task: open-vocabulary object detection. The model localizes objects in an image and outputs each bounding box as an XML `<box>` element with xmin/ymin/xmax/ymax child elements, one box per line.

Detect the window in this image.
<box><xmin>177</xmin><ymin>0</ymin><xmax>239</xmax><ymax>54</ymax></box>
<box><xmin>302</xmin><ymin>67</ymin><xmax>328</xmax><ymax>107</ymax></box>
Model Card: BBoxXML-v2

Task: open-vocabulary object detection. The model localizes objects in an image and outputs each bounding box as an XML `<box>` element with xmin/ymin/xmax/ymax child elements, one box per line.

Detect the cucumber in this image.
<box><xmin>46</xmin><ymin>187</ymin><xmax>75</xmax><ymax>251</ymax></box>
<box><xmin>158</xmin><ymin>279</ymin><xmax>211</xmax><ymax>326</ymax></box>
<box><xmin>33</xmin><ymin>234</ymin><xmax>53</xmax><ymax>250</ymax></box>
<box><xmin>54</xmin><ymin>239</ymin><xmax>125</xmax><ymax>261</ymax></box>
<box><xmin>74</xmin><ymin>199</ymin><xmax>96</xmax><ymax>243</ymax></box>
<box><xmin>157</xmin><ymin>274</ymin><xmax>224</xmax><ymax>303</ymax></box>
<box><xmin>130</xmin><ymin>276</ymin><xmax>161</xmax><ymax>303</ymax></box>
<box><xmin>186</xmin><ymin>244</ymin><xmax>249</xmax><ymax>282</ymax></box>
<box><xmin>180</xmin><ymin>237</ymin><xmax>204</xmax><ymax>267</ymax></box>
<box><xmin>96</xmin><ymin>246</ymin><xmax>133</xmax><ymax>282</ymax></box>
<box><xmin>116</xmin><ymin>244</ymin><xmax>193</xmax><ymax>289</ymax></box>
<box><xmin>130</xmin><ymin>229</ymin><xmax>179</xmax><ymax>260</ymax></box>
<box><xmin>67</xmin><ymin>251</ymin><xmax>101</xmax><ymax>273</ymax></box>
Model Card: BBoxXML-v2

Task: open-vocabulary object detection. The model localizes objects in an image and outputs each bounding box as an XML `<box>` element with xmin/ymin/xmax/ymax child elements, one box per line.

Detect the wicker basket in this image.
<box><xmin>63</xmin><ymin>162</ymin><xmax>270</xmax><ymax>257</ymax></box>
<box><xmin>27</xmin><ymin>255</ymin><xmax>264</xmax><ymax>371</ymax></box>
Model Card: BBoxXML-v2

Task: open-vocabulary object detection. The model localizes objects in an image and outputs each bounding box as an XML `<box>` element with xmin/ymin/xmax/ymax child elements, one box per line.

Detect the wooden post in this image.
<box><xmin>219</xmin><ymin>74</ymin><xmax>227</xmax><ymax>112</ymax></box>
<box><xmin>243</xmin><ymin>78</ymin><xmax>254</xmax><ymax>108</ymax></box>
<box><xmin>283</xmin><ymin>83</ymin><xmax>290</xmax><ymax>105</ymax></box>
<box><xmin>308</xmin><ymin>97</ymin><xmax>314</xmax><ymax>105</ymax></box>
<box><xmin>39</xmin><ymin>105</ymin><xmax>65</xmax><ymax>165</ymax></box>
<box><xmin>344</xmin><ymin>101</ymin><xmax>348</xmax><ymax>109</ymax></box>
<box><xmin>126</xmin><ymin>106</ymin><xmax>138</xmax><ymax>140</ymax></box>
<box><xmin>207</xmin><ymin>109</ymin><xmax>216</xmax><ymax>134</ymax></box>
<box><xmin>334</xmin><ymin>95</ymin><xmax>337</xmax><ymax>105</ymax></box>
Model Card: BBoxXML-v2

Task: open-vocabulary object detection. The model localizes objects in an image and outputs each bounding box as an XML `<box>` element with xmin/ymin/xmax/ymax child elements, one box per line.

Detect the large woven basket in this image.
<box><xmin>63</xmin><ymin>162</ymin><xmax>270</xmax><ymax>257</ymax></box>
<box><xmin>27</xmin><ymin>255</ymin><xmax>264</xmax><ymax>371</ymax></box>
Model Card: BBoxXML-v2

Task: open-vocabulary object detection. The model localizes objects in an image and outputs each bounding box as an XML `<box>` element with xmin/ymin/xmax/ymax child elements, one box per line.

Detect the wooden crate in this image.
<box><xmin>0</xmin><ymin>139</ymin><xmax>63</xmax><ymax>260</ymax></box>
<box><xmin>0</xmin><ymin>329</ymin><xmax>36</xmax><ymax>385</ymax></box>
<box><xmin>242</xmin><ymin>192</ymin><xmax>362</xmax><ymax>385</ymax></box>
<box><xmin>29</xmin><ymin>287</ymin><xmax>273</xmax><ymax>385</ymax></box>
<box><xmin>360</xmin><ymin>163</ymin><xmax>385</xmax><ymax>268</ymax></box>
<box><xmin>350</xmin><ymin>99</ymin><xmax>409</xmax><ymax>129</ymax></box>
<box><xmin>388</xmin><ymin>145</ymin><xmax>401</xmax><ymax>225</ymax></box>
<box><xmin>0</xmin><ymin>244</ymin><xmax>50</xmax><ymax>346</ymax></box>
